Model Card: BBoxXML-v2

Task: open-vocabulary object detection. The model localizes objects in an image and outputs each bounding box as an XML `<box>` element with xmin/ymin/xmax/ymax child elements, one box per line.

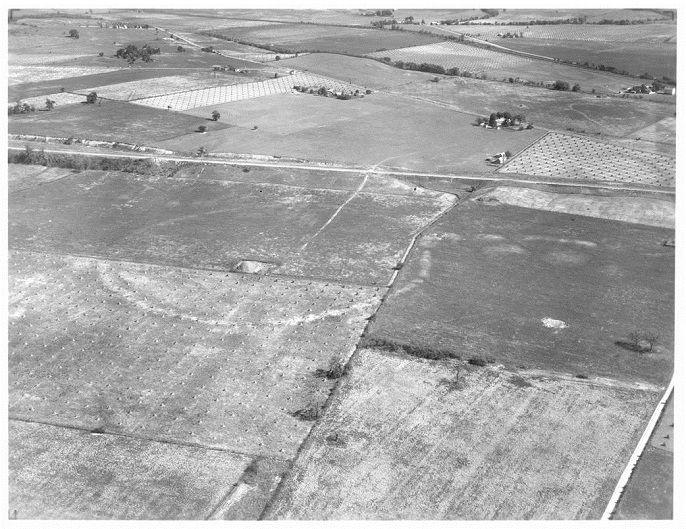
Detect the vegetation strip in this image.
<box><xmin>601</xmin><ymin>377</ymin><xmax>675</xmax><ymax>520</ymax></box>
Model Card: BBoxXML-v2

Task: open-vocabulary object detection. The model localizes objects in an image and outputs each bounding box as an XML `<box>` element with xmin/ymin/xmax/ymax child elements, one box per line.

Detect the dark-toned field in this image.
<box><xmin>204</xmin><ymin>23</ymin><xmax>442</xmax><ymax>54</ymax></box>
<box><xmin>367</xmin><ymin>198</ymin><xmax>674</xmax><ymax>386</ymax></box>
<box><xmin>8</xmin><ymin>99</ymin><xmax>230</xmax><ymax>143</ymax></box>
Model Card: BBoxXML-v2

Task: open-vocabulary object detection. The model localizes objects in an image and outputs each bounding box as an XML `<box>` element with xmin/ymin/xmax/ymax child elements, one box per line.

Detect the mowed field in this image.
<box><xmin>205</xmin><ymin>23</ymin><xmax>442</xmax><ymax>54</ymax></box>
<box><xmin>367</xmin><ymin>199</ymin><xmax>674</xmax><ymax>386</ymax></box>
<box><xmin>500</xmin><ymin>132</ymin><xmax>675</xmax><ymax>187</ymax></box>
<box><xmin>160</xmin><ymin>91</ymin><xmax>545</xmax><ymax>173</ymax></box>
<box><xmin>266</xmin><ymin>349</ymin><xmax>660</xmax><ymax>519</ymax></box>
<box><xmin>392</xmin><ymin>76</ymin><xmax>676</xmax><ymax>148</ymax></box>
<box><xmin>8</xmin><ymin>99</ymin><xmax>229</xmax><ymax>143</ymax></box>
<box><xmin>8</xmin><ymin>165</ymin><xmax>455</xmax><ymax>286</ymax></box>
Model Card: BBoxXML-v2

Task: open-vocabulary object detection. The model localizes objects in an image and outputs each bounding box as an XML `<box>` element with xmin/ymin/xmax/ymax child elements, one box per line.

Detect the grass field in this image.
<box><xmin>8</xmin><ymin>99</ymin><xmax>230</xmax><ymax>143</ymax></box>
<box><xmin>158</xmin><ymin>91</ymin><xmax>545</xmax><ymax>173</ymax></box>
<box><xmin>500</xmin><ymin>132</ymin><xmax>675</xmax><ymax>186</ymax></box>
<box><xmin>461</xmin><ymin>23</ymin><xmax>676</xmax><ymax>43</ymax></box>
<box><xmin>205</xmin><ymin>23</ymin><xmax>442</xmax><ymax>55</ymax></box>
<box><xmin>266</xmin><ymin>349</ymin><xmax>659</xmax><ymax>519</ymax></box>
<box><xmin>8</xmin><ymin>249</ymin><xmax>382</xmax><ymax>459</ymax></box>
<box><xmin>480</xmin><ymin>186</ymin><xmax>675</xmax><ymax>229</ymax></box>
<box><xmin>475</xmin><ymin>9</ymin><xmax>672</xmax><ymax>24</ymax></box>
<box><xmin>367</xmin><ymin>199</ymin><xmax>674</xmax><ymax>386</ymax></box>
<box><xmin>8</xmin><ymin>165</ymin><xmax>454</xmax><ymax>285</ymax></box>
<box><xmin>391</xmin><ymin>77</ymin><xmax>676</xmax><ymax>146</ymax></box>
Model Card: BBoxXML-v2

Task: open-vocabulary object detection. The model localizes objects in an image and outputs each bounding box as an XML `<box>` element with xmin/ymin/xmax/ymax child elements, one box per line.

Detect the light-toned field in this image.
<box><xmin>158</xmin><ymin>91</ymin><xmax>544</xmax><ymax>174</ymax></box>
<box><xmin>475</xmin><ymin>9</ymin><xmax>671</xmax><ymax>24</ymax></box>
<box><xmin>460</xmin><ymin>23</ymin><xmax>676</xmax><ymax>43</ymax></box>
<box><xmin>8</xmin><ymin>65</ymin><xmax>123</xmax><ymax>85</ymax></box>
<box><xmin>11</xmin><ymin>91</ymin><xmax>86</xmax><ymax>108</ymax></box>
<box><xmin>132</xmin><ymin>71</ymin><xmax>365</xmax><ymax>111</ymax></box>
<box><xmin>368</xmin><ymin>40</ymin><xmax>536</xmax><ymax>73</ymax></box>
<box><xmin>266</xmin><ymin>349</ymin><xmax>659</xmax><ymax>519</ymax></box>
<box><xmin>629</xmin><ymin>117</ymin><xmax>676</xmax><ymax>145</ymax></box>
<box><xmin>8</xmin><ymin>165</ymin><xmax>79</xmax><ymax>194</ymax></box>
<box><xmin>481</xmin><ymin>186</ymin><xmax>675</xmax><ymax>228</ymax></box>
<box><xmin>8</xmin><ymin>249</ymin><xmax>382</xmax><ymax>459</ymax></box>
<box><xmin>9</xmin><ymin>420</ymin><xmax>264</xmax><ymax>519</ymax></box>
<box><xmin>499</xmin><ymin>132</ymin><xmax>675</xmax><ymax>186</ymax></box>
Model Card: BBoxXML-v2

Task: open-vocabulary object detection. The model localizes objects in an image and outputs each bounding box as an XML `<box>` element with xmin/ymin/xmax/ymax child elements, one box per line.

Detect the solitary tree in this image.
<box><xmin>198</xmin><ymin>125</ymin><xmax>207</xmax><ymax>133</ymax></box>
<box><xmin>211</xmin><ymin>110</ymin><xmax>221</xmax><ymax>121</ymax></box>
<box><xmin>68</xmin><ymin>29</ymin><xmax>79</xmax><ymax>39</ymax></box>
<box><xmin>572</xmin><ymin>83</ymin><xmax>581</xmax><ymax>92</ymax></box>
<box><xmin>488</xmin><ymin>113</ymin><xmax>497</xmax><ymax>128</ymax></box>
<box><xmin>86</xmin><ymin>91</ymin><xmax>98</xmax><ymax>104</ymax></box>
<box><xmin>45</xmin><ymin>99</ymin><xmax>55</xmax><ymax>110</ymax></box>
<box><xmin>553</xmin><ymin>80</ymin><xmax>570</xmax><ymax>91</ymax></box>
<box><xmin>177</xmin><ymin>45</ymin><xmax>185</xmax><ymax>52</ymax></box>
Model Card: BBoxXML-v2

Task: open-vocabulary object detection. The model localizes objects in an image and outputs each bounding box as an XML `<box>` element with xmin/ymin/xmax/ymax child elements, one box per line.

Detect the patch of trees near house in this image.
<box><xmin>475</xmin><ymin>112</ymin><xmax>530</xmax><ymax>129</ymax></box>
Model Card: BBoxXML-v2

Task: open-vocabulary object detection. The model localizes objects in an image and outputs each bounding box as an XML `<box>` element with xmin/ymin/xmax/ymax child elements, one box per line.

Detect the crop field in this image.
<box><xmin>11</xmin><ymin>91</ymin><xmax>87</xmax><ymax>109</ymax></box>
<box><xmin>495</xmin><ymin>39</ymin><xmax>677</xmax><ymax>81</ymax></box>
<box><xmin>480</xmin><ymin>186</ymin><xmax>675</xmax><ymax>229</ymax></box>
<box><xmin>132</xmin><ymin>71</ymin><xmax>365</xmax><ymax>111</ymax></box>
<box><xmin>8</xmin><ymin>165</ymin><xmax>455</xmax><ymax>285</ymax></box>
<box><xmin>392</xmin><ymin>77</ymin><xmax>676</xmax><ymax>145</ymax></box>
<box><xmin>368</xmin><ymin>41</ymin><xmax>537</xmax><ymax>73</ymax></box>
<box><xmin>500</xmin><ymin>132</ymin><xmax>675</xmax><ymax>186</ymax></box>
<box><xmin>629</xmin><ymin>117</ymin><xmax>676</xmax><ymax>145</ymax></box>
<box><xmin>367</xmin><ymin>41</ymin><xmax>637</xmax><ymax>92</ymax></box>
<box><xmin>205</xmin><ymin>24</ymin><xmax>442</xmax><ymax>55</ymax></box>
<box><xmin>367</xmin><ymin>199</ymin><xmax>674</xmax><ymax>386</ymax></box>
<box><xmin>460</xmin><ymin>23</ymin><xmax>676</xmax><ymax>43</ymax></box>
<box><xmin>8</xmin><ymin>249</ymin><xmax>383</xmax><ymax>458</ymax></box>
<box><xmin>474</xmin><ymin>9</ymin><xmax>671</xmax><ymax>24</ymax></box>
<box><xmin>266</xmin><ymin>349</ymin><xmax>659</xmax><ymax>519</ymax></box>
<box><xmin>280</xmin><ymin>53</ymin><xmax>438</xmax><ymax>90</ymax></box>
<box><xmin>8</xmin><ymin>65</ymin><xmax>123</xmax><ymax>86</ymax></box>
<box><xmin>158</xmin><ymin>91</ymin><xmax>544</xmax><ymax>174</ymax></box>
<box><xmin>8</xmin><ymin>99</ymin><xmax>230</xmax><ymax>144</ymax></box>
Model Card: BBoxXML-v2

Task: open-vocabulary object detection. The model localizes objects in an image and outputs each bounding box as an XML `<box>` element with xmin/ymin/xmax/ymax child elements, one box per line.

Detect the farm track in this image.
<box><xmin>7</xmin><ymin>144</ymin><xmax>676</xmax><ymax>196</ymax></box>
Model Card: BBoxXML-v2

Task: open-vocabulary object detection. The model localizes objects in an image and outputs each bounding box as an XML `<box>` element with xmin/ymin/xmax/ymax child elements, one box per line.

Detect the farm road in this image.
<box><xmin>7</xmin><ymin>145</ymin><xmax>676</xmax><ymax>196</ymax></box>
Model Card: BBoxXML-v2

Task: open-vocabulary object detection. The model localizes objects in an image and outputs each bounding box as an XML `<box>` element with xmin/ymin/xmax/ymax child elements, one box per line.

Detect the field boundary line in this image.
<box><xmin>8</xmin><ymin>415</ymin><xmax>289</xmax><ymax>462</ymax></box>
<box><xmin>601</xmin><ymin>376</ymin><xmax>674</xmax><ymax>520</ymax></box>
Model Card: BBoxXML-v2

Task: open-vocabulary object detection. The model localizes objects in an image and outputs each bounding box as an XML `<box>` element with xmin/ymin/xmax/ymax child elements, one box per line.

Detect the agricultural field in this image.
<box><xmin>8</xmin><ymin>99</ymin><xmax>230</xmax><ymax>144</ymax></box>
<box><xmin>8</xmin><ymin>65</ymin><xmax>123</xmax><ymax>86</ymax></box>
<box><xmin>204</xmin><ymin>23</ymin><xmax>442</xmax><ymax>55</ymax></box>
<box><xmin>158</xmin><ymin>91</ymin><xmax>544</xmax><ymax>174</ymax></box>
<box><xmin>460</xmin><ymin>23</ymin><xmax>676</xmax><ymax>43</ymax></box>
<box><xmin>392</xmin><ymin>77</ymin><xmax>676</xmax><ymax>148</ymax></box>
<box><xmin>500</xmin><ymin>132</ymin><xmax>675</xmax><ymax>187</ymax></box>
<box><xmin>132</xmin><ymin>71</ymin><xmax>366</xmax><ymax>111</ymax></box>
<box><xmin>366</xmin><ymin>199</ymin><xmax>674</xmax><ymax>386</ymax></box>
<box><xmin>368</xmin><ymin>40</ymin><xmax>641</xmax><ymax>93</ymax></box>
<box><xmin>480</xmin><ymin>186</ymin><xmax>675</xmax><ymax>229</ymax></box>
<box><xmin>8</xmin><ymin>165</ymin><xmax>455</xmax><ymax>286</ymax></box>
<box><xmin>470</xmin><ymin>9</ymin><xmax>672</xmax><ymax>24</ymax></box>
<box><xmin>265</xmin><ymin>349</ymin><xmax>660</xmax><ymax>519</ymax></box>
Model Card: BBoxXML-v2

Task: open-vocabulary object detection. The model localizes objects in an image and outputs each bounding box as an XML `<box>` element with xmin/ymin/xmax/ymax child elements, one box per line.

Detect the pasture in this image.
<box><xmin>476</xmin><ymin>9</ymin><xmax>672</xmax><ymax>24</ymax></box>
<box><xmin>266</xmin><ymin>349</ymin><xmax>659</xmax><ymax>519</ymax></box>
<box><xmin>8</xmin><ymin>165</ymin><xmax>455</xmax><ymax>285</ymax></box>
<box><xmin>367</xmin><ymin>199</ymin><xmax>674</xmax><ymax>386</ymax></box>
<box><xmin>8</xmin><ymin>99</ymin><xmax>230</xmax><ymax>144</ymax></box>
<box><xmin>158</xmin><ymin>91</ymin><xmax>544</xmax><ymax>173</ymax></box>
<box><xmin>205</xmin><ymin>23</ymin><xmax>441</xmax><ymax>54</ymax></box>
<box><xmin>500</xmin><ymin>132</ymin><xmax>675</xmax><ymax>187</ymax></box>
<box><xmin>461</xmin><ymin>23</ymin><xmax>676</xmax><ymax>43</ymax></box>
<box><xmin>392</xmin><ymin>77</ymin><xmax>676</xmax><ymax>146</ymax></box>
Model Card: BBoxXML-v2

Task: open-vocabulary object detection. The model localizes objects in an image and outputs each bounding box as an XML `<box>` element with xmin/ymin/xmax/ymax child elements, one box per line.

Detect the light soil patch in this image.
<box><xmin>482</xmin><ymin>186</ymin><xmax>675</xmax><ymax>228</ymax></box>
<box><xmin>8</xmin><ymin>420</ymin><xmax>255</xmax><ymax>519</ymax></box>
<box><xmin>131</xmin><ymin>71</ymin><xmax>365</xmax><ymax>111</ymax></box>
<box><xmin>266</xmin><ymin>349</ymin><xmax>658</xmax><ymax>519</ymax></box>
<box><xmin>8</xmin><ymin>65</ymin><xmax>123</xmax><ymax>85</ymax></box>
<box><xmin>499</xmin><ymin>132</ymin><xmax>675</xmax><ymax>187</ymax></box>
<box><xmin>8</xmin><ymin>250</ymin><xmax>382</xmax><ymax>459</ymax></box>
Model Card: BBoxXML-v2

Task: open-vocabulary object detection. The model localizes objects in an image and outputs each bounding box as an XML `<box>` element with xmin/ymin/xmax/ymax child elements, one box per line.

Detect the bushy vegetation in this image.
<box><xmin>9</xmin><ymin>102</ymin><xmax>35</xmax><ymax>115</ymax></box>
<box><xmin>115</xmin><ymin>43</ymin><xmax>161</xmax><ymax>64</ymax></box>
<box><xmin>359</xmin><ymin>335</ymin><xmax>459</xmax><ymax>361</ymax></box>
<box><xmin>9</xmin><ymin>146</ymin><xmax>184</xmax><ymax>177</ymax></box>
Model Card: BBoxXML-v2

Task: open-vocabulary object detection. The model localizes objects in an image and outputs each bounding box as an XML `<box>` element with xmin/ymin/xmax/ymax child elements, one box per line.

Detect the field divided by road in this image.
<box><xmin>266</xmin><ymin>349</ymin><xmax>659</xmax><ymax>519</ymax></box>
<box><xmin>500</xmin><ymin>132</ymin><xmax>675</xmax><ymax>187</ymax></box>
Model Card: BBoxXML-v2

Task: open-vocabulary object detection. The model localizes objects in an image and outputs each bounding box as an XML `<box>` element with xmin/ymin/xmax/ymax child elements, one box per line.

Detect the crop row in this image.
<box><xmin>367</xmin><ymin>41</ymin><xmax>534</xmax><ymax>73</ymax></box>
<box><xmin>132</xmin><ymin>71</ymin><xmax>366</xmax><ymax>111</ymax></box>
<box><xmin>499</xmin><ymin>132</ymin><xmax>675</xmax><ymax>187</ymax></box>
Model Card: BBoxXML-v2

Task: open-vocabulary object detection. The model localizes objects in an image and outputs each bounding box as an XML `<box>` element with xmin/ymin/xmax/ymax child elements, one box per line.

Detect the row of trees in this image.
<box><xmin>476</xmin><ymin>112</ymin><xmax>530</xmax><ymax>129</ymax></box>
<box><xmin>552</xmin><ymin>80</ymin><xmax>581</xmax><ymax>91</ymax></box>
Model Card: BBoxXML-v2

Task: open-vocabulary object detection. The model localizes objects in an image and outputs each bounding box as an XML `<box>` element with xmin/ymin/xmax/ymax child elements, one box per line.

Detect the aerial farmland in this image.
<box><xmin>7</xmin><ymin>7</ymin><xmax>677</xmax><ymax>522</ymax></box>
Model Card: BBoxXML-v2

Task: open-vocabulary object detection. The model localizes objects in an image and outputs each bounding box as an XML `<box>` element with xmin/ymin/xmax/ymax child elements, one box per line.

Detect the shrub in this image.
<box><xmin>292</xmin><ymin>404</ymin><xmax>322</xmax><ymax>421</ymax></box>
<box><xmin>572</xmin><ymin>84</ymin><xmax>581</xmax><ymax>92</ymax></box>
<box><xmin>198</xmin><ymin>125</ymin><xmax>207</xmax><ymax>133</ymax></box>
<box><xmin>68</xmin><ymin>29</ymin><xmax>79</xmax><ymax>39</ymax></box>
<box><xmin>359</xmin><ymin>335</ymin><xmax>459</xmax><ymax>361</ymax></box>
<box><xmin>98</xmin><ymin>52</ymin><xmax>104</xmax><ymax>57</ymax></box>
<box><xmin>468</xmin><ymin>356</ymin><xmax>487</xmax><ymax>366</ymax></box>
<box><xmin>211</xmin><ymin>110</ymin><xmax>220</xmax><ymax>121</ymax></box>
<box><xmin>86</xmin><ymin>91</ymin><xmax>98</xmax><ymax>104</ymax></box>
